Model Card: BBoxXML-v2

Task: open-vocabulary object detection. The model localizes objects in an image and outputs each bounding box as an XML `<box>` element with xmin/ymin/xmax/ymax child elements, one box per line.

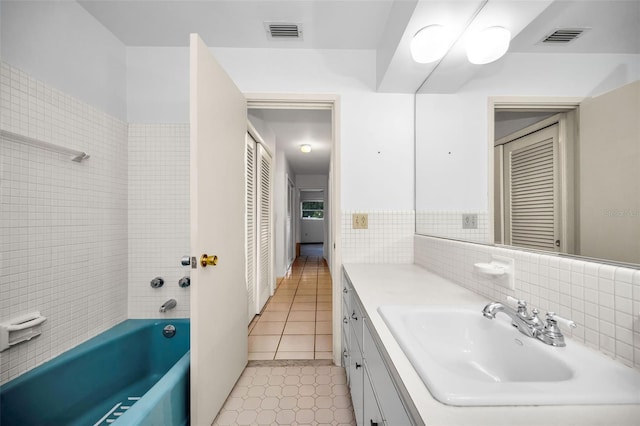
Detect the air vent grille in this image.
<box><xmin>541</xmin><ymin>28</ymin><xmax>588</xmax><ymax>44</ymax></box>
<box><xmin>266</xmin><ymin>23</ymin><xmax>302</xmax><ymax>39</ymax></box>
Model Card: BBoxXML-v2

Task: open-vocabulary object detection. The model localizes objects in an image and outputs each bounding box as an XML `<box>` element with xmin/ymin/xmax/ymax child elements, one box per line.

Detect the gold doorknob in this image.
<box><xmin>200</xmin><ymin>254</ymin><xmax>218</xmax><ymax>268</ymax></box>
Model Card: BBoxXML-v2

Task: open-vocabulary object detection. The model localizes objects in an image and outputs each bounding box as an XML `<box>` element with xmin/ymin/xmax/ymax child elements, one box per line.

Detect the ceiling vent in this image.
<box><xmin>540</xmin><ymin>28</ymin><xmax>589</xmax><ymax>44</ymax></box>
<box><xmin>265</xmin><ymin>23</ymin><xmax>302</xmax><ymax>40</ymax></box>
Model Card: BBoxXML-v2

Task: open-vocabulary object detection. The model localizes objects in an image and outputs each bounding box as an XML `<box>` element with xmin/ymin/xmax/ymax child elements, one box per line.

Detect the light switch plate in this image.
<box><xmin>462</xmin><ymin>213</ymin><xmax>478</xmax><ymax>229</ymax></box>
<box><xmin>352</xmin><ymin>213</ymin><xmax>368</xmax><ymax>229</ymax></box>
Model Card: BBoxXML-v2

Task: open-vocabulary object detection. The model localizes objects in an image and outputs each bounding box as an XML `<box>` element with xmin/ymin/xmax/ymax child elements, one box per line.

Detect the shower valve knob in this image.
<box><xmin>178</xmin><ymin>277</ymin><xmax>191</xmax><ymax>288</ymax></box>
<box><xmin>150</xmin><ymin>277</ymin><xmax>164</xmax><ymax>288</ymax></box>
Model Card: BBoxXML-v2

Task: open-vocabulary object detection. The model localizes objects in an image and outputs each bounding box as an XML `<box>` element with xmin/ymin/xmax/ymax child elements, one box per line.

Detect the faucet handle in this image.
<box><xmin>506</xmin><ymin>295</ymin><xmax>521</xmax><ymax>307</ymax></box>
<box><xmin>506</xmin><ymin>296</ymin><xmax>528</xmax><ymax>312</ymax></box>
<box><xmin>546</xmin><ymin>312</ymin><xmax>576</xmax><ymax>329</ymax></box>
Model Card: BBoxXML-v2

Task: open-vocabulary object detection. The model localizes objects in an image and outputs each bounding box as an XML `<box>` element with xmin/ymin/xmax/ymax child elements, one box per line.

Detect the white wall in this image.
<box><xmin>415</xmin><ymin>52</ymin><xmax>640</xmax><ymax>213</ymax></box>
<box><xmin>273</xmin><ymin>149</ymin><xmax>295</xmax><ymax>277</ymax></box>
<box><xmin>125</xmin><ymin>47</ymin><xmax>415</xmax><ymax>212</ymax></box>
<box><xmin>0</xmin><ymin>1</ymin><xmax>127</xmax><ymax>120</ymax></box>
<box><xmin>0</xmin><ymin>63</ymin><xmax>128</xmax><ymax>384</ymax></box>
<box><xmin>127</xmin><ymin>47</ymin><xmax>190</xmax><ymax>123</ymax></box>
<box><xmin>300</xmin><ymin>220</ymin><xmax>324</xmax><ymax>243</ymax></box>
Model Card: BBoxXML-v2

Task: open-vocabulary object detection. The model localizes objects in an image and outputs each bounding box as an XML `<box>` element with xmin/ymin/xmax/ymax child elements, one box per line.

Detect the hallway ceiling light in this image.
<box><xmin>410</xmin><ymin>25</ymin><xmax>452</xmax><ymax>64</ymax></box>
<box><xmin>300</xmin><ymin>144</ymin><xmax>312</xmax><ymax>153</ymax></box>
<box><xmin>466</xmin><ymin>26</ymin><xmax>511</xmax><ymax>65</ymax></box>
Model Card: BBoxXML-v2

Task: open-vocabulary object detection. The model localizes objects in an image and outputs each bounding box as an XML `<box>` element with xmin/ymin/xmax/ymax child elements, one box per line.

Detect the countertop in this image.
<box><xmin>343</xmin><ymin>263</ymin><xmax>640</xmax><ymax>426</ymax></box>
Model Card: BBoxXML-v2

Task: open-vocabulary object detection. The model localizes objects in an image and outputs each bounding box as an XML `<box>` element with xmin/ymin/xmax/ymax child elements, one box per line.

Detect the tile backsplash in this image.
<box><xmin>414</xmin><ymin>234</ymin><xmax>640</xmax><ymax>370</ymax></box>
<box><xmin>128</xmin><ymin>123</ymin><xmax>190</xmax><ymax>318</ymax></box>
<box><xmin>416</xmin><ymin>210</ymin><xmax>489</xmax><ymax>243</ymax></box>
<box><xmin>341</xmin><ymin>210</ymin><xmax>414</xmax><ymax>264</ymax></box>
<box><xmin>0</xmin><ymin>62</ymin><xmax>128</xmax><ymax>384</ymax></box>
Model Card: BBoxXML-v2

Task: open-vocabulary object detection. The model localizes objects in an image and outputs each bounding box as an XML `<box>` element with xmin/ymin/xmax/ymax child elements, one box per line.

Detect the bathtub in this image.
<box><xmin>0</xmin><ymin>319</ymin><xmax>190</xmax><ymax>426</ymax></box>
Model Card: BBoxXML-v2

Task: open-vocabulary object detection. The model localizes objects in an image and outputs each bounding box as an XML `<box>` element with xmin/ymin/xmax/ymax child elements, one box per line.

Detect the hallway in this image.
<box><xmin>248</xmin><ymin>251</ymin><xmax>332</xmax><ymax>360</ymax></box>
<box><xmin>214</xmin><ymin>252</ymin><xmax>356</xmax><ymax>426</ymax></box>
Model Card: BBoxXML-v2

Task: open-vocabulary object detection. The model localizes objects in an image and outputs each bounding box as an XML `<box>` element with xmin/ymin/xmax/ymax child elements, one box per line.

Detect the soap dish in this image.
<box><xmin>473</xmin><ymin>255</ymin><xmax>515</xmax><ymax>290</ymax></box>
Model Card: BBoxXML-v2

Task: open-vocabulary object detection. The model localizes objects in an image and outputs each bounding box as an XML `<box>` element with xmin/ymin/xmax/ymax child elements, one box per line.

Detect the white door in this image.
<box><xmin>256</xmin><ymin>143</ymin><xmax>273</xmax><ymax>311</ymax></box>
<box><xmin>189</xmin><ymin>34</ymin><xmax>247</xmax><ymax>425</ymax></box>
<box><xmin>502</xmin><ymin>123</ymin><xmax>561</xmax><ymax>252</ymax></box>
<box><xmin>246</xmin><ymin>133</ymin><xmax>257</xmax><ymax>323</ymax></box>
<box><xmin>287</xmin><ymin>177</ymin><xmax>295</xmax><ymax>267</ymax></box>
<box><xmin>578</xmin><ymin>81</ymin><xmax>640</xmax><ymax>263</ymax></box>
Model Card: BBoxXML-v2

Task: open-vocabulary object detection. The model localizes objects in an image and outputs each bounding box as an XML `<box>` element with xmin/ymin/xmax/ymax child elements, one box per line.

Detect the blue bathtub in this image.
<box><xmin>0</xmin><ymin>319</ymin><xmax>190</xmax><ymax>426</ymax></box>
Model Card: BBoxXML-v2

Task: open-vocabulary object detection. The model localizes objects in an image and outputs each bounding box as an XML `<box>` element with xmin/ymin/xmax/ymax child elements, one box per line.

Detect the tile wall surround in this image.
<box><xmin>128</xmin><ymin>124</ymin><xmax>190</xmax><ymax>318</ymax></box>
<box><xmin>341</xmin><ymin>210</ymin><xmax>414</xmax><ymax>264</ymax></box>
<box><xmin>414</xmin><ymin>234</ymin><xmax>640</xmax><ymax>370</ymax></box>
<box><xmin>0</xmin><ymin>62</ymin><xmax>128</xmax><ymax>384</ymax></box>
<box><xmin>416</xmin><ymin>210</ymin><xmax>489</xmax><ymax>243</ymax></box>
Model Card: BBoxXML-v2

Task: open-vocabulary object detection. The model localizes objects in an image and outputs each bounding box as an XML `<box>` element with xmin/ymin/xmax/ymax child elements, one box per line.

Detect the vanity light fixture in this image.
<box><xmin>466</xmin><ymin>26</ymin><xmax>511</xmax><ymax>65</ymax></box>
<box><xmin>410</xmin><ymin>25</ymin><xmax>452</xmax><ymax>64</ymax></box>
<box><xmin>300</xmin><ymin>144</ymin><xmax>312</xmax><ymax>153</ymax></box>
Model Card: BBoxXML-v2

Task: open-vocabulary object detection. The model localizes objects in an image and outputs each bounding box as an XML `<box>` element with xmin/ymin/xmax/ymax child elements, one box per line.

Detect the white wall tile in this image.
<box><xmin>127</xmin><ymin>123</ymin><xmax>190</xmax><ymax>318</ymax></box>
<box><xmin>341</xmin><ymin>211</ymin><xmax>414</xmax><ymax>264</ymax></box>
<box><xmin>414</xmin><ymin>234</ymin><xmax>640</xmax><ymax>371</ymax></box>
<box><xmin>416</xmin><ymin>210</ymin><xmax>489</xmax><ymax>243</ymax></box>
<box><xmin>0</xmin><ymin>62</ymin><xmax>128</xmax><ymax>384</ymax></box>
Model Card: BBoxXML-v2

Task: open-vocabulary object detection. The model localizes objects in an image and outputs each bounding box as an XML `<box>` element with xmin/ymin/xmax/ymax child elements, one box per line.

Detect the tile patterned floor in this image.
<box><xmin>248</xmin><ymin>254</ymin><xmax>332</xmax><ymax>360</ymax></box>
<box><xmin>212</xmin><ymin>362</ymin><xmax>356</xmax><ymax>426</ymax></box>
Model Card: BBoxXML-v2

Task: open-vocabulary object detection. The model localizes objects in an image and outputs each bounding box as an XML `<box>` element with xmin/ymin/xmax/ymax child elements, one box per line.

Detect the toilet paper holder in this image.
<box><xmin>0</xmin><ymin>311</ymin><xmax>47</xmax><ymax>352</ymax></box>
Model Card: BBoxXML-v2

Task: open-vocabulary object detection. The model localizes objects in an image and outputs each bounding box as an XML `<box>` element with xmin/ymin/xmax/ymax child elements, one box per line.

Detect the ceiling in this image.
<box><xmin>249</xmin><ymin>109</ymin><xmax>332</xmax><ymax>175</ymax></box>
<box><xmin>77</xmin><ymin>0</ymin><xmax>638</xmax><ymax>174</ymax></box>
<box><xmin>78</xmin><ymin>0</ymin><xmax>394</xmax><ymax>49</ymax></box>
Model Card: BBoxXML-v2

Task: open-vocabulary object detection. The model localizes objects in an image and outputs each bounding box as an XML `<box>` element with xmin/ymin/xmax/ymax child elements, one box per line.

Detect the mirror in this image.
<box><xmin>414</xmin><ymin>1</ymin><xmax>640</xmax><ymax>266</ymax></box>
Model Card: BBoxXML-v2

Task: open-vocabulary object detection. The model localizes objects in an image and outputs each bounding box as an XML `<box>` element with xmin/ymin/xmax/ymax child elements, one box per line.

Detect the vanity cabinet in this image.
<box><xmin>342</xmin><ymin>271</ymin><xmax>413</xmax><ymax>426</ymax></box>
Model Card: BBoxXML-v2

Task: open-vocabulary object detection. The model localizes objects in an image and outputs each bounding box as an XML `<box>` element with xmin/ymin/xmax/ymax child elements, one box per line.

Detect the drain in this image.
<box><xmin>163</xmin><ymin>324</ymin><xmax>176</xmax><ymax>338</ymax></box>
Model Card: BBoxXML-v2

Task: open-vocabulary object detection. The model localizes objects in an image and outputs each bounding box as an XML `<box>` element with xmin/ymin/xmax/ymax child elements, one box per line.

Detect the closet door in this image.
<box><xmin>256</xmin><ymin>143</ymin><xmax>273</xmax><ymax>312</ymax></box>
<box><xmin>245</xmin><ymin>133</ymin><xmax>257</xmax><ymax>323</ymax></box>
<box><xmin>503</xmin><ymin>123</ymin><xmax>561</xmax><ymax>251</ymax></box>
<box><xmin>286</xmin><ymin>177</ymin><xmax>295</xmax><ymax>267</ymax></box>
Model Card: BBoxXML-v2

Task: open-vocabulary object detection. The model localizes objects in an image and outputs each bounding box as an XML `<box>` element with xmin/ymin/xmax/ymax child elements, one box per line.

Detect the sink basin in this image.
<box><xmin>378</xmin><ymin>305</ymin><xmax>640</xmax><ymax>406</ymax></box>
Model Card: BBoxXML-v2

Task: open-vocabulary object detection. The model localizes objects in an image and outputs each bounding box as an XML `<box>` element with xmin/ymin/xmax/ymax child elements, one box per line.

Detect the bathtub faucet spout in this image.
<box><xmin>159</xmin><ymin>299</ymin><xmax>177</xmax><ymax>313</ymax></box>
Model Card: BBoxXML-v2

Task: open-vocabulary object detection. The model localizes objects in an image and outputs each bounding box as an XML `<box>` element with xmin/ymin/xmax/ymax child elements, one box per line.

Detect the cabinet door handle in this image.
<box><xmin>343</xmin><ymin>287</ymin><xmax>348</xmax><ymax>293</ymax></box>
<box><xmin>351</xmin><ymin>312</ymin><xmax>358</xmax><ymax>320</ymax></box>
<box><xmin>343</xmin><ymin>349</ymin><xmax>348</xmax><ymax>358</ymax></box>
<box><xmin>343</xmin><ymin>316</ymin><xmax>348</xmax><ymax>324</ymax></box>
<box><xmin>355</xmin><ymin>362</ymin><xmax>361</xmax><ymax>369</ymax></box>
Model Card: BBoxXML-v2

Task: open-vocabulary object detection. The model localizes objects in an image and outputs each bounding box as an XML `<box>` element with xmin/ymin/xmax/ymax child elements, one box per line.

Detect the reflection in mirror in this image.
<box><xmin>414</xmin><ymin>1</ymin><xmax>639</xmax><ymax>266</ymax></box>
<box><xmin>493</xmin><ymin>83</ymin><xmax>640</xmax><ymax>265</ymax></box>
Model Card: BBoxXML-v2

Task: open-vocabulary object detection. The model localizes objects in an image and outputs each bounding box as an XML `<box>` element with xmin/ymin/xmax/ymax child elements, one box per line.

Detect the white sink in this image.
<box><xmin>378</xmin><ymin>305</ymin><xmax>640</xmax><ymax>406</ymax></box>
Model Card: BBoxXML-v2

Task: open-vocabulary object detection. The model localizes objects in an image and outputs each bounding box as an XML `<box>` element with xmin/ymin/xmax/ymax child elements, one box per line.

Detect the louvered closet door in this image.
<box><xmin>256</xmin><ymin>143</ymin><xmax>273</xmax><ymax>313</ymax></box>
<box><xmin>504</xmin><ymin>123</ymin><xmax>561</xmax><ymax>251</ymax></box>
<box><xmin>245</xmin><ymin>134</ymin><xmax>257</xmax><ymax>323</ymax></box>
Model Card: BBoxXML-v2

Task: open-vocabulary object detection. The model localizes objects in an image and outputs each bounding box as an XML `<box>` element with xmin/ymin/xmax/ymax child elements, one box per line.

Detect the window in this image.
<box><xmin>301</xmin><ymin>200</ymin><xmax>324</xmax><ymax>219</ymax></box>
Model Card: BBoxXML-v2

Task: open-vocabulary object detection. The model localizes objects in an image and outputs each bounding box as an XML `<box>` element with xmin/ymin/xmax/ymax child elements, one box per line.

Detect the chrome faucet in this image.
<box><xmin>159</xmin><ymin>299</ymin><xmax>177</xmax><ymax>313</ymax></box>
<box><xmin>482</xmin><ymin>298</ymin><xmax>576</xmax><ymax>346</ymax></box>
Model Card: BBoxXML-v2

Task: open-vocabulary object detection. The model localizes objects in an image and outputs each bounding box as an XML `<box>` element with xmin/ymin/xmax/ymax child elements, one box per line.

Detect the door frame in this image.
<box><xmin>246</xmin><ymin>93</ymin><xmax>342</xmax><ymax>364</ymax></box>
<box><xmin>487</xmin><ymin>97</ymin><xmax>583</xmax><ymax>249</ymax></box>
